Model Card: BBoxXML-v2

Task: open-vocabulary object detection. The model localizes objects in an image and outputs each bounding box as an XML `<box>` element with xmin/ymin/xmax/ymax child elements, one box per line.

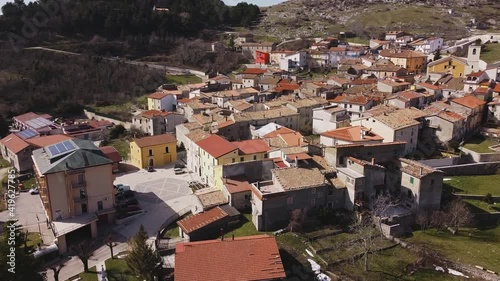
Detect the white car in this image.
<box><xmin>29</xmin><ymin>187</ymin><xmax>39</xmax><ymax>195</ymax></box>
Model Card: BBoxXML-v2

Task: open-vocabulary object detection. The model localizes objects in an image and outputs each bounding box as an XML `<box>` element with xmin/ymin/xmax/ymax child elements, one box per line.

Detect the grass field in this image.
<box><xmin>78</xmin><ymin>266</ymin><xmax>97</xmax><ymax>281</ymax></box>
<box><xmin>480</xmin><ymin>43</ymin><xmax>500</xmax><ymax>63</ymax></box>
<box><xmin>165</xmin><ymin>74</ymin><xmax>202</xmax><ymax>85</ymax></box>
<box><xmin>162</xmin><ymin>225</ymin><xmax>180</xmax><ymax>238</ymax></box>
<box><xmin>407</xmin><ymin>227</ymin><xmax>500</xmax><ymax>273</ymax></box>
<box><xmin>463</xmin><ymin>136</ymin><xmax>498</xmax><ymax>153</ymax></box>
<box><xmin>464</xmin><ymin>199</ymin><xmax>500</xmax><ymax>213</ymax></box>
<box><xmin>0</xmin><ymin>157</ymin><xmax>10</xmax><ymax>168</ymax></box>
<box><xmin>106</xmin><ymin>257</ymin><xmax>138</xmax><ymax>281</ymax></box>
<box><xmin>445</xmin><ymin>175</ymin><xmax>500</xmax><ymax>196</ymax></box>
<box><xmin>224</xmin><ymin>213</ymin><xmax>267</xmax><ymax>237</ymax></box>
<box><xmin>88</xmin><ymin>95</ymin><xmax>148</xmax><ymax>122</ymax></box>
<box><xmin>334</xmin><ymin>246</ymin><xmax>465</xmax><ymax>281</ymax></box>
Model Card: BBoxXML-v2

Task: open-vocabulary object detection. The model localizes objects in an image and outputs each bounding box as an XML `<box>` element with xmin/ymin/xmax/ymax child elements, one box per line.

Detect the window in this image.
<box><xmin>264</xmin><ymin>153</ymin><xmax>268</xmax><ymax>158</ymax></box>
<box><xmin>430</xmin><ymin>179</ymin><xmax>435</xmax><ymax>185</ymax></box>
<box><xmin>97</xmin><ymin>201</ymin><xmax>103</xmax><ymax>211</ymax></box>
<box><xmin>311</xmin><ymin>199</ymin><xmax>316</xmax><ymax>206</ymax></box>
<box><xmin>328</xmin><ymin>187</ymin><xmax>334</xmax><ymax>196</ymax></box>
<box><xmin>253</xmin><ymin>155</ymin><xmax>257</xmax><ymax>160</ymax></box>
<box><xmin>232</xmin><ymin>158</ymin><xmax>235</xmax><ymax>163</ymax></box>
<box><xmin>410</xmin><ymin>176</ymin><xmax>414</xmax><ymax>184</ymax></box>
<box><xmin>287</xmin><ymin>197</ymin><xmax>294</xmax><ymax>205</ymax></box>
<box><xmin>327</xmin><ymin>202</ymin><xmax>333</xmax><ymax>208</ymax></box>
<box><xmin>473</xmin><ymin>49</ymin><xmax>477</xmax><ymax>55</ymax></box>
<box><xmin>311</xmin><ymin>188</ymin><xmax>316</xmax><ymax>194</ymax></box>
<box><xmin>165</xmin><ymin>147</ymin><xmax>169</xmax><ymax>153</ymax></box>
<box><xmin>240</xmin><ymin>157</ymin><xmax>244</xmax><ymax>162</ymax></box>
<box><xmin>244</xmin><ymin>194</ymin><xmax>250</xmax><ymax>199</ymax></box>
<box><xmin>148</xmin><ymin>149</ymin><xmax>153</xmax><ymax>156</ymax></box>
<box><xmin>318</xmin><ymin>192</ymin><xmax>323</xmax><ymax>198</ymax></box>
<box><xmin>77</xmin><ymin>174</ymin><xmax>85</xmax><ymax>184</ymax></box>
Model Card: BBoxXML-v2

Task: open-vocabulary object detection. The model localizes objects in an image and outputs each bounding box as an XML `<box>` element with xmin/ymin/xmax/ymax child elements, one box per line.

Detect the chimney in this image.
<box><xmin>419</xmin><ymin>167</ymin><xmax>423</xmax><ymax>176</ymax></box>
<box><xmin>295</xmin><ymin>156</ymin><xmax>298</xmax><ymax>167</ymax></box>
<box><xmin>371</xmin><ymin>158</ymin><xmax>375</xmax><ymax>165</ymax></box>
<box><xmin>360</xmin><ymin>129</ymin><xmax>365</xmax><ymax>139</ymax></box>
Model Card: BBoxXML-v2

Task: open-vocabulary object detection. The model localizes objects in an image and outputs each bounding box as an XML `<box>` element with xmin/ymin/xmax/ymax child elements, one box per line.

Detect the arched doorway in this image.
<box><xmin>148</xmin><ymin>158</ymin><xmax>154</xmax><ymax>167</ymax></box>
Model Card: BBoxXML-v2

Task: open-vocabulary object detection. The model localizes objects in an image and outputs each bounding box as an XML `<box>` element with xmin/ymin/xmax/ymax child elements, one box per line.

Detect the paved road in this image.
<box><xmin>24</xmin><ymin>47</ymin><xmax>207</xmax><ymax>80</ymax></box>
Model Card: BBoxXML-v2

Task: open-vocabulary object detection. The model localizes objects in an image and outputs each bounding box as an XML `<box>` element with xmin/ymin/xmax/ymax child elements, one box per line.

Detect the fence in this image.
<box><xmin>460</xmin><ymin>147</ymin><xmax>500</xmax><ymax>163</ymax></box>
<box><xmin>438</xmin><ymin>162</ymin><xmax>500</xmax><ymax>176</ymax></box>
<box><xmin>83</xmin><ymin>109</ymin><xmax>133</xmax><ymax>130</ymax></box>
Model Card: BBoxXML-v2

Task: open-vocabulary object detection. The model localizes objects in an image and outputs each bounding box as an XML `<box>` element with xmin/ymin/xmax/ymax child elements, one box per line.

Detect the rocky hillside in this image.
<box><xmin>256</xmin><ymin>0</ymin><xmax>498</xmax><ymax>40</ymax></box>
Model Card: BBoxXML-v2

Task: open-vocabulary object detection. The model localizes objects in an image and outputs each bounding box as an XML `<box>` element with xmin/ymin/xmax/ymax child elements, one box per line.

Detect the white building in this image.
<box><xmin>312</xmin><ymin>105</ymin><xmax>350</xmax><ymax>134</ymax></box>
<box><xmin>147</xmin><ymin>91</ymin><xmax>178</xmax><ymax>112</ymax></box>
<box><xmin>409</xmin><ymin>37</ymin><xmax>444</xmax><ymax>54</ymax></box>
<box><xmin>280</xmin><ymin>52</ymin><xmax>308</xmax><ymax>72</ymax></box>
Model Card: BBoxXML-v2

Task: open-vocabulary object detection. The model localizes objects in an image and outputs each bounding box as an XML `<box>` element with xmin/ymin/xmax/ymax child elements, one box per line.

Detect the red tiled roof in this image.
<box><xmin>467</xmin><ymin>71</ymin><xmax>484</xmax><ymax>78</ymax></box>
<box><xmin>472</xmin><ymin>87</ymin><xmax>489</xmax><ymax>95</ymax></box>
<box><xmin>133</xmin><ymin>134</ymin><xmax>176</xmax><ymax>148</ymax></box>
<box><xmin>14</xmin><ymin>112</ymin><xmax>52</xmax><ymax>122</ymax></box>
<box><xmin>233</xmin><ymin>139</ymin><xmax>271</xmax><ymax>155</ymax></box>
<box><xmin>417</xmin><ymin>82</ymin><xmax>441</xmax><ymax>90</ymax></box>
<box><xmin>224</xmin><ymin>177</ymin><xmax>253</xmax><ymax>194</ymax></box>
<box><xmin>451</xmin><ymin>95</ymin><xmax>486</xmax><ymax>109</ymax></box>
<box><xmin>263</xmin><ymin>127</ymin><xmax>295</xmax><ymax>138</ymax></box>
<box><xmin>26</xmin><ymin>134</ymin><xmax>72</xmax><ymax>148</ymax></box>
<box><xmin>379</xmin><ymin>49</ymin><xmax>427</xmax><ymax>58</ymax></box>
<box><xmin>399</xmin><ymin>91</ymin><xmax>421</xmax><ymax>100</ymax></box>
<box><xmin>175</xmin><ymin>235</ymin><xmax>285</xmax><ymax>281</ymax></box>
<box><xmin>141</xmin><ymin>109</ymin><xmax>177</xmax><ymax>118</ymax></box>
<box><xmin>330</xmin><ymin>94</ymin><xmax>371</xmax><ymax>105</ymax></box>
<box><xmin>177</xmin><ymin>206</ymin><xmax>228</xmax><ymax>233</ymax></box>
<box><xmin>493</xmin><ymin>83</ymin><xmax>500</xmax><ymax>93</ymax></box>
<box><xmin>148</xmin><ymin>92</ymin><xmax>169</xmax><ymax>99</ymax></box>
<box><xmin>0</xmin><ymin>134</ymin><xmax>29</xmax><ymax>154</ymax></box>
<box><xmin>321</xmin><ymin>126</ymin><xmax>383</xmax><ymax>142</ymax></box>
<box><xmin>88</xmin><ymin>120</ymin><xmax>113</xmax><ymax>128</ymax></box>
<box><xmin>350</xmin><ymin>78</ymin><xmax>377</xmax><ymax>85</ymax></box>
<box><xmin>286</xmin><ymin>152</ymin><xmax>312</xmax><ymax>161</ymax></box>
<box><xmin>272</xmin><ymin>158</ymin><xmax>288</xmax><ymax>168</ymax></box>
<box><xmin>99</xmin><ymin>146</ymin><xmax>121</xmax><ymax>162</ymax></box>
<box><xmin>241</xmin><ymin>68</ymin><xmax>267</xmax><ymax>75</ymax></box>
<box><xmin>279</xmin><ymin>132</ymin><xmax>307</xmax><ymax>147</ymax></box>
<box><xmin>196</xmin><ymin>134</ymin><xmax>237</xmax><ymax>158</ymax></box>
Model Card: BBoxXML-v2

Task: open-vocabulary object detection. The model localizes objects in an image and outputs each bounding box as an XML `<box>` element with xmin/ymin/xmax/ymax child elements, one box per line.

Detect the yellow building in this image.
<box><xmin>195</xmin><ymin>135</ymin><xmax>271</xmax><ymax>187</ymax></box>
<box><xmin>130</xmin><ymin>134</ymin><xmax>177</xmax><ymax>168</ymax></box>
<box><xmin>379</xmin><ymin>49</ymin><xmax>427</xmax><ymax>74</ymax></box>
<box><xmin>427</xmin><ymin>56</ymin><xmax>468</xmax><ymax>78</ymax></box>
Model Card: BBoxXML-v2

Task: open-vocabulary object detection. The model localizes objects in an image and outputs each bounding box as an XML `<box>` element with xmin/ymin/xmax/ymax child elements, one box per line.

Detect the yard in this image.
<box><xmin>224</xmin><ymin>213</ymin><xmax>267</xmax><ymax>237</ymax></box>
<box><xmin>464</xmin><ymin>199</ymin><xmax>500</xmax><ymax>214</ymax></box>
<box><xmin>407</xmin><ymin>227</ymin><xmax>500</xmax><ymax>273</ymax></box>
<box><xmin>444</xmin><ymin>175</ymin><xmax>500</xmax><ymax>196</ymax></box>
<box><xmin>161</xmin><ymin>225</ymin><xmax>180</xmax><ymax>239</ymax></box>
<box><xmin>86</xmin><ymin>95</ymin><xmax>148</xmax><ymax>122</ymax></box>
<box><xmin>480</xmin><ymin>43</ymin><xmax>500</xmax><ymax>64</ymax></box>
<box><xmin>106</xmin><ymin>138</ymin><xmax>131</xmax><ymax>160</ymax></box>
<box><xmin>78</xmin><ymin>266</ymin><xmax>97</xmax><ymax>281</ymax></box>
<box><xmin>105</xmin><ymin>256</ymin><xmax>138</xmax><ymax>281</ymax></box>
<box><xmin>333</xmin><ymin>246</ymin><xmax>465</xmax><ymax>281</ymax></box>
<box><xmin>165</xmin><ymin>74</ymin><xmax>202</xmax><ymax>85</ymax></box>
<box><xmin>463</xmin><ymin>136</ymin><xmax>498</xmax><ymax>153</ymax></box>
<box><xmin>0</xmin><ymin>157</ymin><xmax>10</xmax><ymax>168</ymax></box>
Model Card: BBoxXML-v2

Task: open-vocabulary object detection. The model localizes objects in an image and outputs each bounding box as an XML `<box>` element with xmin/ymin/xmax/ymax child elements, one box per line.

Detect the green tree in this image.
<box><xmin>126</xmin><ymin>225</ymin><xmax>163</xmax><ymax>281</ymax></box>
<box><xmin>0</xmin><ymin>220</ymin><xmax>45</xmax><ymax>281</ymax></box>
<box><xmin>434</xmin><ymin>48</ymin><xmax>442</xmax><ymax>61</ymax></box>
<box><xmin>109</xmin><ymin>125</ymin><xmax>126</xmax><ymax>139</ymax></box>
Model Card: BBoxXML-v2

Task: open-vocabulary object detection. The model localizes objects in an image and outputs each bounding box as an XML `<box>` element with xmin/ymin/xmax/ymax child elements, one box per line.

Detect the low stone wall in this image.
<box><xmin>452</xmin><ymin>194</ymin><xmax>500</xmax><ymax>202</ymax></box>
<box><xmin>115</xmin><ymin>210</ymin><xmax>145</xmax><ymax>225</ymax></box>
<box><xmin>83</xmin><ymin>109</ymin><xmax>133</xmax><ymax>129</ymax></box>
<box><xmin>460</xmin><ymin>147</ymin><xmax>500</xmax><ymax>163</ymax></box>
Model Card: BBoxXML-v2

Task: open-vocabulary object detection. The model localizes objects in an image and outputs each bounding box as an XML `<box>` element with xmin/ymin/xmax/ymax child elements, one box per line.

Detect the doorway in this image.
<box><xmin>81</xmin><ymin>203</ymin><xmax>88</xmax><ymax>214</ymax></box>
<box><xmin>148</xmin><ymin>158</ymin><xmax>154</xmax><ymax>167</ymax></box>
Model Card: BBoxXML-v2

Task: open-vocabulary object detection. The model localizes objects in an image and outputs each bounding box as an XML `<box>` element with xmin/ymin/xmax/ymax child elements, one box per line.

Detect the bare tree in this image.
<box><xmin>47</xmin><ymin>261</ymin><xmax>65</xmax><ymax>281</ymax></box>
<box><xmin>372</xmin><ymin>194</ymin><xmax>399</xmax><ymax>231</ymax></box>
<box><xmin>416</xmin><ymin>212</ymin><xmax>431</xmax><ymax>231</ymax></box>
<box><xmin>430</xmin><ymin>210</ymin><xmax>447</xmax><ymax>230</ymax></box>
<box><xmin>350</xmin><ymin>214</ymin><xmax>377</xmax><ymax>272</ymax></box>
<box><xmin>446</xmin><ymin>198</ymin><xmax>473</xmax><ymax>235</ymax></box>
<box><xmin>71</xmin><ymin>240</ymin><xmax>93</xmax><ymax>272</ymax></box>
<box><xmin>106</xmin><ymin>234</ymin><xmax>117</xmax><ymax>259</ymax></box>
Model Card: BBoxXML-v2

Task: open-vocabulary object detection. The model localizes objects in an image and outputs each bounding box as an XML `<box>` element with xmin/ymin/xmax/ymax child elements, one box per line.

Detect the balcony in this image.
<box><xmin>72</xmin><ymin>180</ymin><xmax>86</xmax><ymax>189</ymax></box>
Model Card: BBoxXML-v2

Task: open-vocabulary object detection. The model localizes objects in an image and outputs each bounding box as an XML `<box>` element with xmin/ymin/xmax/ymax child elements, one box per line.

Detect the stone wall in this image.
<box><xmin>439</xmin><ymin>162</ymin><xmax>500</xmax><ymax>176</ymax></box>
<box><xmin>83</xmin><ymin>109</ymin><xmax>132</xmax><ymax>129</ymax></box>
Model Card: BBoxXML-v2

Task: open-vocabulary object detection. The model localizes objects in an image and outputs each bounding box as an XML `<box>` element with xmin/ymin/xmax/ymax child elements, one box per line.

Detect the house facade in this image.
<box><xmin>130</xmin><ymin>134</ymin><xmax>177</xmax><ymax>168</ymax></box>
<box><xmin>312</xmin><ymin>105</ymin><xmax>350</xmax><ymax>134</ymax></box>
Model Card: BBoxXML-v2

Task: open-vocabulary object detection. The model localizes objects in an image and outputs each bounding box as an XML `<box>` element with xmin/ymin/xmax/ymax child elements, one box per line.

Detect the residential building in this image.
<box><xmin>183</xmin><ymin>101</ymin><xmax>217</xmax><ymax>122</ymax></box>
<box><xmin>385</xmin><ymin>91</ymin><xmax>426</xmax><ymax>109</ymax></box>
<box><xmin>320</xmin><ymin>126</ymin><xmax>384</xmax><ymax>146</ymax></box>
<box><xmin>279</xmin><ymin>51</ymin><xmax>308</xmax><ymax>72</ymax></box>
<box><xmin>270</xmin><ymin>50</ymin><xmax>295</xmax><ymax>65</ymax></box>
<box><xmin>329</xmin><ymin>95</ymin><xmax>375</xmax><ymax>119</ymax></box>
<box><xmin>409</xmin><ymin>37</ymin><xmax>444</xmax><ymax>54</ymax></box>
<box><xmin>385</xmin><ymin>31</ymin><xmax>413</xmax><ymax>45</ymax></box>
<box><xmin>255</xmin><ymin>50</ymin><xmax>270</xmax><ymax>64</ymax></box>
<box><xmin>427</xmin><ymin>56</ymin><xmax>468</xmax><ymax>78</ymax></box>
<box><xmin>286</xmin><ymin>98</ymin><xmax>329</xmax><ymax>134</ymax></box>
<box><xmin>377</xmin><ymin>80</ymin><xmax>410</xmax><ymax>93</ymax></box>
<box><xmin>463</xmin><ymin>71</ymin><xmax>489</xmax><ymax>92</ymax></box>
<box><xmin>487</xmin><ymin>97</ymin><xmax>500</xmax><ymax>125</ymax></box>
<box><xmin>235</xmin><ymin>33</ymin><xmax>254</xmax><ymax>46</ymax></box>
<box><xmin>209</xmin><ymin>74</ymin><xmax>231</xmax><ymax>85</ymax></box>
<box><xmin>365</xmin><ymin>61</ymin><xmax>408</xmax><ymax>79</ymax></box>
<box><xmin>177</xmin><ymin>205</ymin><xmax>240</xmax><ymax>241</ymax></box>
<box><xmin>147</xmin><ymin>91</ymin><xmax>178</xmax><ymax>112</ymax></box>
<box><xmin>324</xmin><ymin>141</ymin><xmax>407</xmax><ymax>168</ymax></box>
<box><xmin>1</xmin><ymin>132</ymin><xmax>72</xmax><ymax>172</ymax></box>
<box><xmin>262</xmin><ymin>127</ymin><xmax>307</xmax><ymax>149</ymax></box>
<box><xmin>132</xmin><ymin>110</ymin><xmax>185</xmax><ymax>135</ymax></box>
<box><xmin>129</xmin><ymin>134</ymin><xmax>177</xmax><ymax>168</ymax></box>
<box><xmin>399</xmin><ymin>159</ymin><xmax>444</xmax><ymax>213</ymax></box>
<box><xmin>378</xmin><ymin>49</ymin><xmax>426</xmax><ymax>74</ymax></box>
<box><xmin>232</xmin><ymin>107</ymin><xmax>300</xmax><ymax>139</ymax></box>
<box><xmin>241</xmin><ymin>42</ymin><xmax>277</xmax><ymax>59</ymax></box>
<box><xmin>99</xmin><ymin>146</ymin><xmax>121</xmax><ymax>173</ymax></box>
<box><xmin>32</xmin><ymin>139</ymin><xmax>116</xmax><ymax>254</ymax></box>
<box><xmin>61</xmin><ymin>120</ymin><xmax>112</xmax><ymax>141</ymax></box>
<box><xmin>12</xmin><ymin>112</ymin><xmax>56</xmax><ymax>134</ymax></box>
<box><xmin>449</xmin><ymin>95</ymin><xmax>486</xmax><ymax>135</ymax></box>
<box><xmin>175</xmin><ymin>235</ymin><xmax>286</xmax><ymax>281</ymax></box>
<box><xmin>312</xmin><ymin>105</ymin><xmax>350</xmax><ymax>134</ymax></box>
<box><xmin>423</xmin><ymin>105</ymin><xmax>466</xmax><ymax>144</ymax></box>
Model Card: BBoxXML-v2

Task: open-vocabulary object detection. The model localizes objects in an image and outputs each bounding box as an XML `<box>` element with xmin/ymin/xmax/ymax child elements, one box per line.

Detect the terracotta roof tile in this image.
<box><xmin>26</xmin><ymin>134</ymin><xmax>73</xmax><ymax>148</ymax></box>
<box><xmin>451</xmin><ymin>95</ymin><xmax>486</xmax><ymax>109</ymax></box>
<box><xmin>273</xmin><ymin>167</ymin><xmax>326</xmax><ymax>190</ymax></box>
<box><xmin>177</xmin><ymin>206</ymin><xmax>228</xmax><ymax>233</ymax></box>
<box><xmin>196</xmin><ymin>135</ymin><xmax>237</xmax><ymax>158</ymax></box>
<box><xmin>133</xmin><ymin>134</ymin><xmax>176</xmax><ymax>148</ymax></box>
<box><xmin>233</xmin><ymin>139</ymin><xmax>271</xmax><ymax>155</ymax></box>
<box><xmin>321</xmin><ymin>126</ymin><xmax>384</xmax><ymax>142</ymax></box>
<box><xmin>224</xmin><ymin>177</ymin><xmax>253</xmax><ymax>194</ymax></box>
<box><xmin>99</xmin><ymin>146</ymin><xmax>121</xmax><ymax>162</ymax></box>
<box><xmin>175</xmin><ymin>235</ymin><xmax>285</xmax><ymax>281</ymax></box>
<box><xmin>241</xmin><ymin>68</ymin><xmax>267</xmax><ymax>75</ymax></box>
<box><xmin>0</xmin><ymin>134</ymin><xmax>29</xmax><ymax>154</ymax></box>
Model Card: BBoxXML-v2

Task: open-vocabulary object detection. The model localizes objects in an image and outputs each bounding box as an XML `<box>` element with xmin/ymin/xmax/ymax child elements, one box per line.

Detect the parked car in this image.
<box><xmin>174</xmin><ymin>167</ymin><xmax>185</xmax><ymax>175</ymax></box>
<box><xmin>116</xmin><ymin>185</ymin><xmax>130</xmax><ymax>192</ymax></box>
<box><xmin>174</xmin><ymin>163</ymin><xmax>185</xmax><ymax>169</ymax></box>
<box><xmin>122</xmin><ymin>190</ymin><xmax>135</xmax><ymax>198</ymax></box>
<box><xmin>29</xmin><ymin>187</ymin><xmax>39</xmax><ymax>195</ymax></box>
<box><xmin>146</xmin><ymin>166</ymin><xmax>155</xmax><ymax>172</ymax></box>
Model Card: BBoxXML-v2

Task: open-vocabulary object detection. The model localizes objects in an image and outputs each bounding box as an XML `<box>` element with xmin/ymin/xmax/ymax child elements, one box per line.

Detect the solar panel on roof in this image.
<box><xmin>48</xmin><ymin>146</ymin><xmax>59</xmax><ymax>156</ymax></box>
<box><xmin>63</xmin><ymin>141</ymin><xmax>75</xmax><ymax>150</ymax></box>
<box><xmin>16</xmin><ymin>129</ymin><xmax>39</xmax><ymax>140</ymax></box>
<box><xmin>55</xmin><ymin>143</ymin><xmax>67</xmax><ymax>153</ymax></box>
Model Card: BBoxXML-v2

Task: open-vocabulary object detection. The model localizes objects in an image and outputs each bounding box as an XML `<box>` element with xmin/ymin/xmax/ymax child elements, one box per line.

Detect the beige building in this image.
<box><xmin>32</xmin><ymin>139</ymin><xmax>116</xmax><ymax>254</ymax></box>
